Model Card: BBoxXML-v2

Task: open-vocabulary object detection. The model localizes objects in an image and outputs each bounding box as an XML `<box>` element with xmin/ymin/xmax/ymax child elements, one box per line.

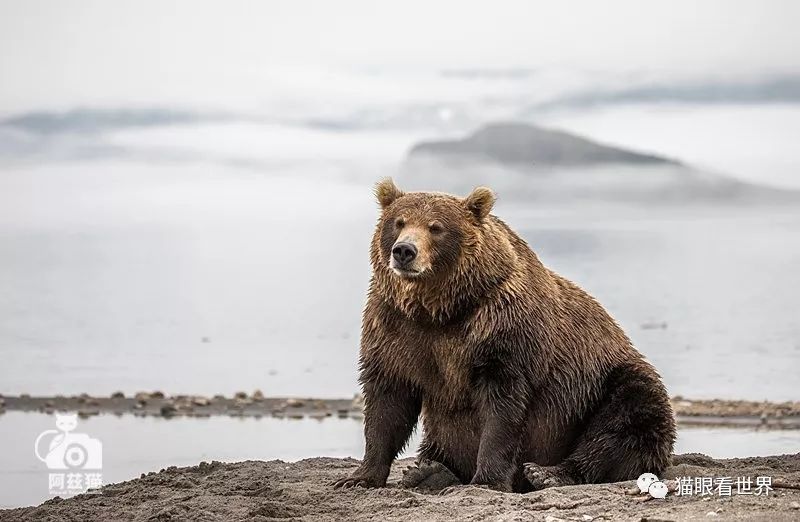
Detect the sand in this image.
<box><xmin>2</xmin><ymin>454</ymin><xmax>799</xmax><ymax>521</ymax></box>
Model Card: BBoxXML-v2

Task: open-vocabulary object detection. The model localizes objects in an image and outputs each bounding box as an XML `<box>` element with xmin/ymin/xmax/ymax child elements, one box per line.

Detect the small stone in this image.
<box><xmin>160</xmin><ymin>402</ymin><xmax>177</xmax><ymax>417</ymax></box>
<box><xmin>191</xmin><ymin>396</ymin><xmax>210</xmax><ymax>407</ymax></box>
<box><xmin>582</xmin><ymin>515</ymin><xmax>594</xmax><ymax>521</ymax></box>
<box><xmin>135</xmin><ymin>392</ymin><xmax>151</xmax><ymax>402</ymax></box>
<box><xmin>286</xmin><ymin>398</ymin><xmax>304</xmax><ymax>408</ymax></box>
<box><xmin>234</xmin><ymin>391</ymin><xmax>248</xmax><ymax>400</ymax></box>
<box><xmin>706</xmin><ymin>512</ymin><xmax>718</xmax><ymax>517</ymax></box>
<box><xmin>111</xmin><ymin>391</ymin><xmax>125</xmax><ymax>399</ymax></box>
<box><xmin>151</xmin><ymin>391</ymin><xmax>165</xmax><ymax>399</ymax></box>
<box><xmin>252</xmin><ymin>390</ymin><xmax>265</xmax><ymax>401</ymax></box>
<box><xmin>44</xmin><ymin>400</ymin><xmax>55</xmax><ymax>408</ymax></box>
<box><xmin>790</xmin><ymin>501</ymin><xmax>800</xmax><ymax>509</ymax></box>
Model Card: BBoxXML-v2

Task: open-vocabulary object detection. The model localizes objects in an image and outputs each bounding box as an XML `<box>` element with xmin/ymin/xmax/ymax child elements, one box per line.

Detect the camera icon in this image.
<box><xmin>35</xmin><ymin>416</ymin><xmax>103</xmax><ymax>470</ymax></box>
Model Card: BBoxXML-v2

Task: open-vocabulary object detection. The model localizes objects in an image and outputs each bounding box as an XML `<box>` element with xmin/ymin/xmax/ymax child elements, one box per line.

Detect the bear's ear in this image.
<box><xmin>374</xmin><ymin>177</ymin><xmax>403</xmax><ymax>208</ymax></box>
<box><xmin>464</xmin><ymin>186</ymin><xmax>496</xmax><ymax>220</ymax></box>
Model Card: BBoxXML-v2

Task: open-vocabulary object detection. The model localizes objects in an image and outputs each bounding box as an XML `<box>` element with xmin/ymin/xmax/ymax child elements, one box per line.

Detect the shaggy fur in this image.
<box><xmin>333</xmin><ymin>179</ymin><xmax>675</xmax><ymax>493</ymax></box>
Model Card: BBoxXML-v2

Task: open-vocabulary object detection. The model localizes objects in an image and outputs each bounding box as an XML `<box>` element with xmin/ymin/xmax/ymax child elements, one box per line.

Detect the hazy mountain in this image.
<box><xmin>408</xmin><ymin>122</ymin><xmax>679</xmax><ymax>167</ymax></box>
<box><xmin>402</xmin><ymin>122</ymin><xmax>797</xmax><ymax>205</ymax></box>
<box><xmin>0</xmin><ymin>108</ymin><xmax>211</xmax><ymax>134</ymax></box>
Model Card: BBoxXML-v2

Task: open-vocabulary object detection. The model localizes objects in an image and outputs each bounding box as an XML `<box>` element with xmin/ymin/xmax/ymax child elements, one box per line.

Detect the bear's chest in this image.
<box><xmin>380</xmin><ymin>320</ymin><xmax>476</xmax><ymax>408</ymax></box>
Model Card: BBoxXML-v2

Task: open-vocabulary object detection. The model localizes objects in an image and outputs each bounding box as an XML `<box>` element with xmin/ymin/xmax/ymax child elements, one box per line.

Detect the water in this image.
<box><xmin>1</xmin><ymin>156</ymin><xmax>798</xmax><ymax>399</ymax></box>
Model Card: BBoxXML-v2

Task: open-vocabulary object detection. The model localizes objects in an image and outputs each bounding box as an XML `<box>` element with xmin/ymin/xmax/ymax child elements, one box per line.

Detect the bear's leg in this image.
<box><xmin>525</xmin><ymin>363</ymin><xmax>675</xmax><ymax>490</ymax></box>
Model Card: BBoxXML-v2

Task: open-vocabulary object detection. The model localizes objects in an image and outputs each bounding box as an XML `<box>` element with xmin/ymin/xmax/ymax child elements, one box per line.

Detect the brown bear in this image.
<box><xmin>333</xmin><ymin>179</ymin><xmax>675</xmax><ymax>493</ymax></box>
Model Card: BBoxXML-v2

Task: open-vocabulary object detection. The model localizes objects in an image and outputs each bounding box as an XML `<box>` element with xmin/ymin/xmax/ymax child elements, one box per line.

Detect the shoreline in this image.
<box><xmin>1</xmin><ymin>393</ymin><xmax>799</xmax><ymax>429</ymax></box>
<box><xmin>2</xmin><ymin>454</ymin><xmax>800</xmax><ymax>520</ymax></box>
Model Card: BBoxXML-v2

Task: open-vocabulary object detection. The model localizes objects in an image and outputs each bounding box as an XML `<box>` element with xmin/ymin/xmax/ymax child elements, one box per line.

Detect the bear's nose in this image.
<box><xmin>392</xmin><ymin>242</ymin><xmax>417</xmax><ymax>265</ymax></box>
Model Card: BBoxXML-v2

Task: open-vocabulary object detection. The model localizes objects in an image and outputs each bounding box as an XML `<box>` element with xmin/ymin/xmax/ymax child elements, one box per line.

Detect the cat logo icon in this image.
<box><xmin>34</xmin><ymin>414</ymin><xmax>103</xmax><ymax>470</ymax></box>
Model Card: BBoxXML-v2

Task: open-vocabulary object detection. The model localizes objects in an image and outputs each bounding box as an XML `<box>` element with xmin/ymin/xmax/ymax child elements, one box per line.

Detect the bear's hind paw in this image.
<box><xmin>401</xmin><ymin>459</ymin><xmax>460</xmax><ymax>491</ymax></box>
<box><xmin>523</xmin><ymin>463</ymin><xmax>576</xmax><ymax>490</ymax></box>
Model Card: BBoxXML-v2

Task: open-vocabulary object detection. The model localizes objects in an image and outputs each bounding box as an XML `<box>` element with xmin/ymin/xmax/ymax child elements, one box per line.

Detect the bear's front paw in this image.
<box><xmin>331</xmin><ymin>467</ymin><xmax>387</xmax><ymax>489</ymax></box>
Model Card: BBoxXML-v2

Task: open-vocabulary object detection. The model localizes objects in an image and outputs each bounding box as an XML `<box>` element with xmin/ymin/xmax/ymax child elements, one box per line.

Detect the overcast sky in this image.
<box><xmin>1</xmin><ymin>0</ymin><xmax>799</xmax><ymax>114</ymax></box>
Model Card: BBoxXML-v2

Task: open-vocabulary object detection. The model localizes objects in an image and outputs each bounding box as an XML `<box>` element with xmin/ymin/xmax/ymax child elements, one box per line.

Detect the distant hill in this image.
<box><xmin>401</xmin><ymin>122</ymin><xmax>798</xmax><ymax>205</ymax></box>
<box><xmin>408</xmin><ymin>122</ymin><xmax>679</xmax><ymax>167</ymax></box>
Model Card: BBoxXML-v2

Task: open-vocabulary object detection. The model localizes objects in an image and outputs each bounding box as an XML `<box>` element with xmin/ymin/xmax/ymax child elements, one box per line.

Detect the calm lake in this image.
<box><xmin>1</xmin><ymin>162</ymin><xmax>798</xmax><ymax>400</ymax></box>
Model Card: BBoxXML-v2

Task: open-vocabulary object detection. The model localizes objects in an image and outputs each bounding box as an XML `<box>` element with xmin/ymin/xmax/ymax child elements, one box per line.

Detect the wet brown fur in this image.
<box><xmin>334</xmin><ymin>178</ymin><xmax>676</xmax><ymax>493</ymax></box>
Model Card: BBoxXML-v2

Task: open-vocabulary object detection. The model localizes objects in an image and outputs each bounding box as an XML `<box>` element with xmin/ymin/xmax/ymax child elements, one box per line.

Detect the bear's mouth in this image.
<box><xmin>391</xmin><ymin>266</ymin><xmax>424</xmax><ymax>278</ymax></box>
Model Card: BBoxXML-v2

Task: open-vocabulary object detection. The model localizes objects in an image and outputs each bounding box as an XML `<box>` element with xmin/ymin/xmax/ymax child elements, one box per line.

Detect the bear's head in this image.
<box><xmin>370</xmin><ymin>178</ymin><xmax>516</xmax><ymax>321</ymax></box>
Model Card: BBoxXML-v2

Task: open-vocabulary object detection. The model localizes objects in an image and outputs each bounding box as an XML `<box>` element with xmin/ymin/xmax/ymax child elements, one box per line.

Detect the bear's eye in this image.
<box><xmin>428</xmin><ymin>222</ymin><xmax>444</xmax><ymax>234</ymax></box>
<box><xmin>394</xmin><ymin>217</ymin><xmax>405</xmax><ymax>229</ymax></box>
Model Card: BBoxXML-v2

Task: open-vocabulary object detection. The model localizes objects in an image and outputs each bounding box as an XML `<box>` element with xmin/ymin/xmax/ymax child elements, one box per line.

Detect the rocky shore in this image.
<box><xmin>1</xmin><ymin>393</ymin><xmax>799</xmax><ymax>428</ymax></box>
<box><xmin>2</xmin><ymin>454</ymin><xmax>800</xmax><ymax>521</ymax></box>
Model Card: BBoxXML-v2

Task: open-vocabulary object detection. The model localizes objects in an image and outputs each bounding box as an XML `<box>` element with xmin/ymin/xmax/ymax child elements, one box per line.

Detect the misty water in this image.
<box><xmin>1</xmin><ymin>157</ymin><xmax>798</xmax><ymax>400</ymax></box>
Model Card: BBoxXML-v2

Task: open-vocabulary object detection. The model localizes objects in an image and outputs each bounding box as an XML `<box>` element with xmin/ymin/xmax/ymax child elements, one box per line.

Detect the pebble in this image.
<box><xmin>252</xmin><ymin>390</ymin><xmax>265</xmax><ymax>401</ymax></box>
<box><xmin>286</xmin><ymin>398</ymin><xmax>304</xmax><ymax>408</ymax></box>
<box><xmin>111</xmin><ymin>391</ymin><xmax>125</xmax><ymax>399</ymax></box>
<box><xmin>191</xmin><ymin>396</ymin><xmax>210</xmax><ymax>407</ymax></box>
<box><xmin>790</xmin><ymin>501</ymin><xmax>800</xmax><ymax>509</ymax></box>
<box><xmin>234</xmin><ymin>391</ymin><xmax>248</xmax><ymax>400</ymax></box>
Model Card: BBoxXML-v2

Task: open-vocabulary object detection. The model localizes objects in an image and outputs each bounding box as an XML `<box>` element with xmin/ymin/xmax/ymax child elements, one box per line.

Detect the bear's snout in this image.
<box><xmin>392</xmin><ymin>242</ymin><xmax>418</xmax><ymax>266</ymax></box>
